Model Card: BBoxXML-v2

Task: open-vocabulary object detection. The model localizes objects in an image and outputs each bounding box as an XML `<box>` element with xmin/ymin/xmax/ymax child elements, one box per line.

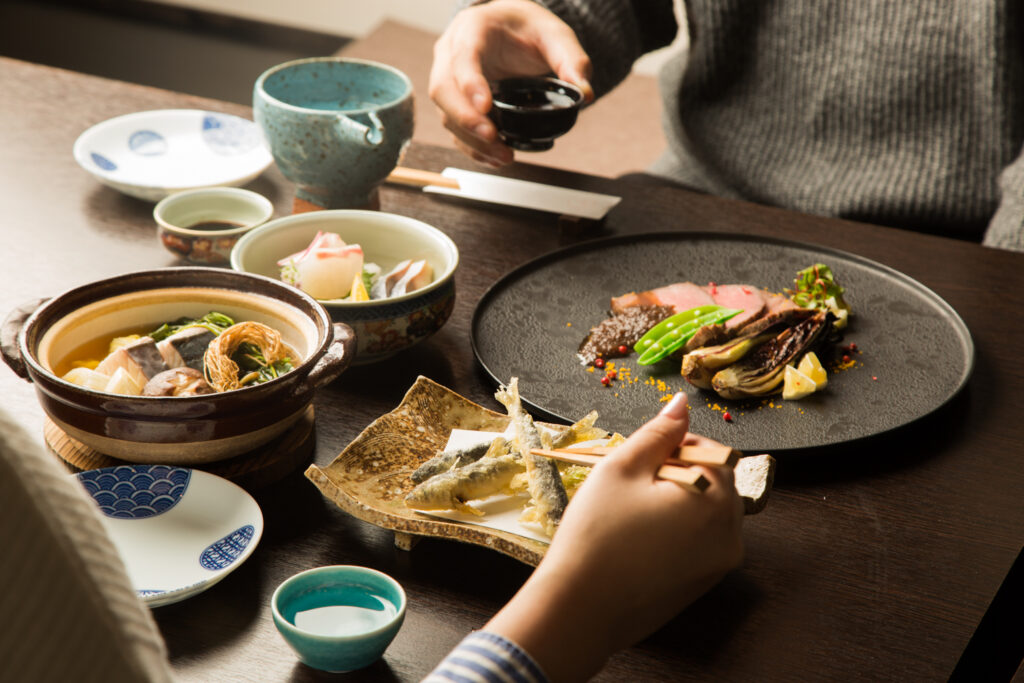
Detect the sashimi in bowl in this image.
<box><xmin>231</xmin><ymin>210</ymin><xmax>458</xmax><ymax>364</ymax></box>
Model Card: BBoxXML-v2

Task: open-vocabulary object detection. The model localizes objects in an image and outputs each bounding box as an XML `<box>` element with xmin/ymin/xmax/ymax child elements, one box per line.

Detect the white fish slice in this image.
<box><xmin>95</xmin><ymin>347</ymin><xmax>149</xmax><ymax>390</ymax></box>
<box><xmin>390</xmin><ymin>260</ymin><xmax>432</xmax><ymax>297</ymax></box>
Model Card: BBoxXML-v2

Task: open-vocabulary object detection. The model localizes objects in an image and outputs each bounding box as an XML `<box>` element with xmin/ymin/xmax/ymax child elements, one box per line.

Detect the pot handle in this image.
<box><xmin>1</xmin><ymin>297</ymin><xmax>49</xmax><ymax>380</ymax></box>
<box><xmin>301</xmin><ymin>322</ymin><xmax>357</xmax><ymax>392</ymax></box>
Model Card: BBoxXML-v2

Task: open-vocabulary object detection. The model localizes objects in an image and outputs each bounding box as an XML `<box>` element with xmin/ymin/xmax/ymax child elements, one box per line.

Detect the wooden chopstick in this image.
<box><xmin>530</xmin><ymin>448</ymin><xmax>711</xmax><ymax>493</ymax></box>
<box><xmin>386</xmin><ymin>167</ymin><xmax>461</xmax><ymax>190</ymax></box>
<box><xmin>572</xmin><ymin>445</ymin><xmax>741</xmax><ymax>468</ymax></box>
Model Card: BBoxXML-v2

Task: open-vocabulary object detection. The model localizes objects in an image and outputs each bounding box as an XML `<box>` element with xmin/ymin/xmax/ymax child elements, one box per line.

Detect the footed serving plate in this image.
<box><xmin>75</xmin><ymin>465</ymin><xmax>263</xmax><ymax>607</ymax></box>
<box><xmin>73</xmin><ymin>109</ymin><xmax>273</xmax><ymax>201</ymax></box>
<box><xmin>306</xmin><ymin>376</ymin><xmax>774</xmax><ymax>566</ymax></box>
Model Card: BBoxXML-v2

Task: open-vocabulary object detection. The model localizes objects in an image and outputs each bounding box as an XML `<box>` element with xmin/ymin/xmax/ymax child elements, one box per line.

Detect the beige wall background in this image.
<box><xmin>157</xmin><ymin>0</ymin><xmax>679</xmax><ymax>75</ymax></box>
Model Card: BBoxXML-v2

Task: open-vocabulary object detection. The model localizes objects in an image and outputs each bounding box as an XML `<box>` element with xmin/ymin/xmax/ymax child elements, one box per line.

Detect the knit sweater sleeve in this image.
<box><xmin>984</xmin><ymin>146</ymin><xmax>1024</xmax><ymax>251</ymax></box>
<box><xmin>456</xmin><ymin>0</ymin><xmax>677</xmax><ymax>97</ymax></box>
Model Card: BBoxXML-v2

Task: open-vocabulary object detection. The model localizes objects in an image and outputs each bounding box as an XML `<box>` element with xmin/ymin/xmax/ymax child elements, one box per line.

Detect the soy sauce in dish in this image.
<box><xmin>186</xmin><ymin>220</ymin><xmax>246</xmax><ymax>231</ymax></box>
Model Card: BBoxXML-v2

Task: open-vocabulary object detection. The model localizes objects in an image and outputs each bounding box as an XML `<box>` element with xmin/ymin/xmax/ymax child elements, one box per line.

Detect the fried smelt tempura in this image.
<box><xmin>404</xmin><ymin>450</ymin><xmax>524</xmax><ymax>516</ymax></box>
<box><xmin>495</xmin><ymin>378</ymin><xmax>568</xmax><ymax>537</ymax></box>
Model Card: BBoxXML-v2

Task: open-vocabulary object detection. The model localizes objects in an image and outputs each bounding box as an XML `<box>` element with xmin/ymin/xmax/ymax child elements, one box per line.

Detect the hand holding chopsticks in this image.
<box><xmin>530</xmin><ymin>444</ymin><xmax>741</xmax><ymax>493</ymax></box>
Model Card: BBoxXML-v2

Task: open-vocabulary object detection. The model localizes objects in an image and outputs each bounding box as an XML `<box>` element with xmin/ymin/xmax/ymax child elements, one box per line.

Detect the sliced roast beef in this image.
<box><xmin>611</xmin><ymin>282</ymin><xmax>714</xmax><ymax>315</ymax></box>
<box><xmin>704</xmin><ymin>284</ymin><xmax>767</xmax><ymax>330</ymax></box>
<box><xmin>735</xmin><ymin>293</ymin><xmax>813</xmax><ymax>335</ymax></box>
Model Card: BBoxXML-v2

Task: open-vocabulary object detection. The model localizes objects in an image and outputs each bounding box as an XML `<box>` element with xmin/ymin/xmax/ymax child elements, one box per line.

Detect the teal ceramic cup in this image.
<box><xmin>254</xmin><ymin>57</ymin><xmax>414</xmax><ymax>210</ymax></box>
<box><xmin>272</xmin><ymin>565</ymin><xmax>407</xmax><ymax>672</ymax></box>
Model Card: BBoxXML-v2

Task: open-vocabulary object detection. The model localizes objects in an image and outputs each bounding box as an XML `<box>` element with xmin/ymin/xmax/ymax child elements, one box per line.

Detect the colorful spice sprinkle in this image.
<box><xmin>594</xmin><ymin>358</ymin><xmax>605</xmax><ymax>369</ymax></box>
<box><xmin>723</xmin><ymin>412</ymin><xmax>733</xmax><ymax>422</ymax></box>
<box><xmin>600</xmin><ymin>376</ymin><xmax>611</xmax><ymax>386</ymax></box>
<box><xmin>617</xmin><ymin>345</ymin><xmax>628</xmax><ymax>354</ymax></box>
<box><xmin>606</xmin><ymin>370</ymin><xmax>617</xmax><ymax>380</ymax></box>
<box><xmin>872</xmin><ymin>376</ymin><xmax>878</xmax><ymax>381</ymax></box>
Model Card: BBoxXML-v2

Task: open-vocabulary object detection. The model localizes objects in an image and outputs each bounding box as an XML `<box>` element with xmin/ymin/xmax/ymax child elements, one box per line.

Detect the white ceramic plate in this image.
<box><xmin>75</xmin><ymin>465</ymin><xmax>263</xmax><ymax>607</ymax></box>
<box><xmin>73</xmin><ymin>109</ymin><xmax>274</xmax><ymax>202</ymax></box>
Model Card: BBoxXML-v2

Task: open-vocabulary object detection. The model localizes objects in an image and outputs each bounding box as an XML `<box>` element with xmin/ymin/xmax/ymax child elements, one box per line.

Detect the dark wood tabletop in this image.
<box><xmin>2</xmin><ymin>57</ymin><xmax>1022</xmax><ymax>682</ymax></box>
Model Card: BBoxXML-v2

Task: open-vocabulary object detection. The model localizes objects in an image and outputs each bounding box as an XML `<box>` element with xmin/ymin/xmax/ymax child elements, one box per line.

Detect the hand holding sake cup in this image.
<box><xmin>254</xmin><ymin>57</ymin><xmax>414</xmax><ymax>211</ymax></box>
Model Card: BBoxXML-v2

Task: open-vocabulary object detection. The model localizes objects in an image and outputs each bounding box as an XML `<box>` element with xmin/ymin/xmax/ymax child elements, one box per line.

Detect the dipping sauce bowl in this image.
<box><xmin>272</xmin><ymin>565</ymin><xmax>407</xmax><ymax>673</ymax></box>
<box><xmin>489</xmin><ymin>76</ymin><xmax>584</xmax><ymax>151</ymax></box>
<box><xmin>154</xmin><ymin>187</ymin><xmax>274</xmax><ymax>264</ymax></box>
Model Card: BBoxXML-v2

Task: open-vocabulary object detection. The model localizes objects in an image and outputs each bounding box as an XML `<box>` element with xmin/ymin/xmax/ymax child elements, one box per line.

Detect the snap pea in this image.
<box><xmin>634</xmin><ymin>305</ymin><xmax>722</xmax><ymax>355</ymax></box>
<box><xmin>636</xmin><ymin>308</ymin><xmax>742</xmax><ymax>365</ymax></box>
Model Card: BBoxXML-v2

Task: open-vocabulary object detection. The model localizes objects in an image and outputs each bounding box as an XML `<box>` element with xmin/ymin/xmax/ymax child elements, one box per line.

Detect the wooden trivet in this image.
<box><xmin>45</xmin><ymin>405</ymin><xmax>316</xmax><ymax>491</ymax></box>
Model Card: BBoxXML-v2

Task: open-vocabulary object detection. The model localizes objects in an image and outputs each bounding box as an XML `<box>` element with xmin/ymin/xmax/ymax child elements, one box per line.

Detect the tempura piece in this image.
<box><xmin>404</xmin><ymin>454</ymin><xmax>524</xmax><ymax>516</ymax></box>
<box><xmin>204</xmin><ymin>321</ymin><xmax>285</xmax><ymax>392</ymax></box>
<box><xmin>411</xmin><ymin>438</ymin><xmax>496</xmax><ymax>484</ymax></box>
<box><xmin>550</xmin><ymin>410</ymin><xmax>607</xmax><ymax>449</ymax></box>
<box><xmin>494</xmin><ymin>378</ymin><xmax>568</xmax><ymax>537</ymax></box>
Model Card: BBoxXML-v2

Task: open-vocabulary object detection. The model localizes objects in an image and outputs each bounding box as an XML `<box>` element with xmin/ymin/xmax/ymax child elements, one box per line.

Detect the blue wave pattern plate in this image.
<box><xmin>72</xmin><ymin>109</ymin><xmax>273</xmax><ymax>202</ymax></box>
<box><xmin>75</xmin><ymin>465</ymin><xmax>264</xmax><ymax>607</ymax></box>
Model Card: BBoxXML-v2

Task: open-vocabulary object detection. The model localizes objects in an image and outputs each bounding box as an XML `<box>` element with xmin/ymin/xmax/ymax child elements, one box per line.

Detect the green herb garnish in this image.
<box><xmin>149</xmin><ymin>312</ymin><xmax>235</xmax><ymax>342</ymax></box>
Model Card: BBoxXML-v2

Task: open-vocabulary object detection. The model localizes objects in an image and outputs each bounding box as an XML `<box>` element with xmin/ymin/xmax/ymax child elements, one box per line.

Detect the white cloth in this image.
<box><xmin>0</xmin><ymin>408</ymin><xmax>173</xmax><ymax>682</ymax></box>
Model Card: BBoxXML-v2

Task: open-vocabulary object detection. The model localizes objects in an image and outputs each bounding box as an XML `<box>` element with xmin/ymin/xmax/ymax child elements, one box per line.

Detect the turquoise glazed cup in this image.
<box><xmin>272</xmin><ymin>566</ymin><xmax>407</xmax><ymax>673</ymax></box>
<box><xmin>254</xmin><ymin>57</ymin><xmax>414</xmax><ymax>210</ymax></box>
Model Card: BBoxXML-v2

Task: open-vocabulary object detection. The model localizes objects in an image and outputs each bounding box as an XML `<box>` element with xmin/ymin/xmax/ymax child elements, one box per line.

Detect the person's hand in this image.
<box><xmin>429</xmin><ymin>0</ymin><xmax>593</xmax><ymax>166</ymax></box>
<box><xmin>485</xmin><ymin>393</ymin><xmax>744</xmax><ymax>682</ymax></box>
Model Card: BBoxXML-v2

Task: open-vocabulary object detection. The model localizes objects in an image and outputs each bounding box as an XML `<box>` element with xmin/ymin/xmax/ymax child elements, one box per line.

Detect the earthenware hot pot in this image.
<box><xmin>2</xmin><ymin>268</ymin><xmax>355</xmax><ymax>463</ymax></box>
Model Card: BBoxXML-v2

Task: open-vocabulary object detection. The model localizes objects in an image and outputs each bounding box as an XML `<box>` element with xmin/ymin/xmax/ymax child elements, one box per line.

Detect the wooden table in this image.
<box><xmin>2</xmin><ymin>57</ymin><xmax>1021</xmax><ymax>682</ymax></box>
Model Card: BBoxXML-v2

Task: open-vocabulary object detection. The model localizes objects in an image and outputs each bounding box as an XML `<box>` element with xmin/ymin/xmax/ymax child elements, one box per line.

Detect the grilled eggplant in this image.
<box><xmin>681</xmin><ymin>332</ymin><xmax>776</xmax><ymax>388</ymax></box>
<box><xmin>711</xmin><ymin>311</ymin><xmax>830</xmax><ymax>398</ymax></box>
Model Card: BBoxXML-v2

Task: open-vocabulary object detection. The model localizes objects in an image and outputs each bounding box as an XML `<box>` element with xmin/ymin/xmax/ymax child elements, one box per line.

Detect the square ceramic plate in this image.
<box><xmin>306</xmin><ymin>376</ymin><xmax>774</xmax><ymax>566</ymax></box>
<box><xmin>73</xmin><ymin>109</ymin><xmax>273</xmax><ymax>202</ymax></box>
<box><xmin>75</xmin><ymin>465</ymin><xmax>263</xmax><ymax>607</ymax></box>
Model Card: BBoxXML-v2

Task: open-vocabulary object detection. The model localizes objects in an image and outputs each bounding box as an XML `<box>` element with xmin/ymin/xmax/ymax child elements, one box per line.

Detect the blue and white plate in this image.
<box><xmin>73</xmin><ymin>109</ymin><xmax>274</xmax><ymax>202</ymax></box>
<box><xmin>75</xmin><ymin>465</ymin><xmax>264</xmax><ymax>607</ymax></box>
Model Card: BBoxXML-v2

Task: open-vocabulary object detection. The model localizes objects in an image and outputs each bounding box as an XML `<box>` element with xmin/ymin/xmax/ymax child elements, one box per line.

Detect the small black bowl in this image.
<box><xmin>488</xmin><ymin>76</ymin><xmax>584</xmax><ymax>151</ymax></box>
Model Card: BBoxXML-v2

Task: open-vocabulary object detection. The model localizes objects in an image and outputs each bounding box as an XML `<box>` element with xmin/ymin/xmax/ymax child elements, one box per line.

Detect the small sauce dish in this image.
<box><xmin>489</xmin><ymin>76</ymin><xmax>584</xmax><ymax>151</ymax></box>
<box><xmin>154</xmin><ymin>187</ymin><xmax>274</xmax><ymax>265</ymax></box>
<box><xmin>272</xmin><ymin>565</ymin><xmax>407</xmax><ymax>673</ymax></box>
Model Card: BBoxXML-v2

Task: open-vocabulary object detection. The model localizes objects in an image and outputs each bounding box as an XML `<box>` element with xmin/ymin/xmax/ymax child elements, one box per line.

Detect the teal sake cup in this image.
<box><xmin>253</xmin><ymin>57</ymin><xmax>414</xmax><ymax>210</ymax></box>
<box><xmin>271</xmin><ymin>565</ymin><xmax>407</xmax><ymax>673</ymax></box>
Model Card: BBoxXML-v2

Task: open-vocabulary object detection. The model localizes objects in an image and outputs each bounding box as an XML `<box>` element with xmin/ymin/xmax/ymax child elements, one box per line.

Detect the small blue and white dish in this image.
<box><xmin>75</xmin><ymin>465</ymin><xmax>264</xmax><ymax>607</ymax></box>
<box><xmin>272</xmin><ymin>565</ymin><xmax>407</xmax><ymax>672</ymax></box>
<box><xmin>73</xmin><ymin>109</ymin><xmax>274</xmax><ymax>202</ymax></box>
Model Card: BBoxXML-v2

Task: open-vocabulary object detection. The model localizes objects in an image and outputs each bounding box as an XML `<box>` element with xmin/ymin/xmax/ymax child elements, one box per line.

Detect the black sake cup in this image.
<box><xmin>488</xmin><ymin>76</ymin><xmax>584</xmax><ymax>151</ymax></box>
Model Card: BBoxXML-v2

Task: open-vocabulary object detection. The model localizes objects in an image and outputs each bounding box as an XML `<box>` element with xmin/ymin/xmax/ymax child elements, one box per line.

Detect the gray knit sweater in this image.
<box><xmin>518</xmin><ymin>0</ymin><xmax>1024</xmax><ymax>251</ymax></box>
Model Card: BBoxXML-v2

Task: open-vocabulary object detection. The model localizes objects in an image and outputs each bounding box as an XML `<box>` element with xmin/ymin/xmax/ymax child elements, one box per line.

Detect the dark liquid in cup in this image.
<box><xmin>187</xmin><ymin>220</ymin><xmax>245</xmax><ymax>231</ymax></box>
<box><xmin>489</xmin><ymin>77</ymin><xmax>583</xmax><ymax>151</ymax></box>
<box><xmin>494</xmin><ymin>88</ymin><xmax>576</xmax><ymax>111</ymax></box>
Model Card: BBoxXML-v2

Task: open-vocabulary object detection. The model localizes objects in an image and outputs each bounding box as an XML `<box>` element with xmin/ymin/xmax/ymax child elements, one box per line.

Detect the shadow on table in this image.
<box><xmin>771</xmin><ymin>383</ymin><xmax>974</xmax><ymax>486</ymax></box>
<box><xmin>288</xmin><ymin>657</ymin><xmax>401</xmax><ymax>682</ymax></box>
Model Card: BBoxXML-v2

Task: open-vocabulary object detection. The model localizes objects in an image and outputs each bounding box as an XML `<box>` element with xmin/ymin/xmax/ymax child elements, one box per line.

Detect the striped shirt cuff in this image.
<box><xmin>423</xmin><ymin>631</ymin><xmax>549</xmax><ymax>683</ymax></box>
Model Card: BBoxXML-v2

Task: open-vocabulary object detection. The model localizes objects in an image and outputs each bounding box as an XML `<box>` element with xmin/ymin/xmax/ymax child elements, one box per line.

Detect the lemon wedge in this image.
<box><xmin>783</xmin><ymin>364</ymin><xmax>817</xmax><ymax>400</ymax></box>
<box><xmin>797</xmin><ymin>351</ymin><xmax>828</xmax><ymax>387</ymax></box>
<box><xmin>348</xmin><ymin>274</ymin><xmax>370</xmax><ymax>302</ymax></box>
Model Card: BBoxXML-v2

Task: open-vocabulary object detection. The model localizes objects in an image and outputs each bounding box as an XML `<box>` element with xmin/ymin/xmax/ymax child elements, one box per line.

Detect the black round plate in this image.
<box><xmin>471</xmin><ymin>232</ymin><xmax>974</xmax><ymax>452</ymax></box>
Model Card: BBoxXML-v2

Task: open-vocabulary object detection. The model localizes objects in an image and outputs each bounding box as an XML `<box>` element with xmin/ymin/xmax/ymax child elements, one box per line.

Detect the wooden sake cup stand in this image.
<box><xmin>44</xmin><ymin>405</ymin><xmax>316</xmax><ymax>492</ymax></box>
